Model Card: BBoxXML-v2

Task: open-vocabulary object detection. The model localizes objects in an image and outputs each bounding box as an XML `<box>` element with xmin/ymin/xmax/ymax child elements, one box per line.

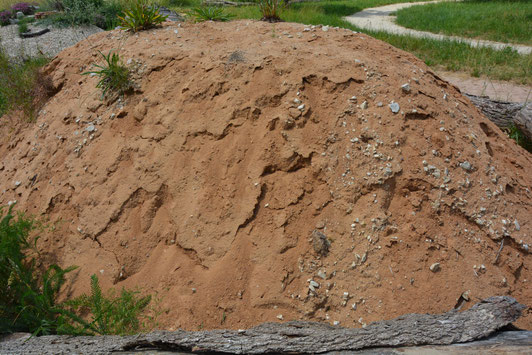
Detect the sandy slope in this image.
<box><xmin>0</xmin><ymin>20</ymin><xmax>530</xmax><ymax>330</ymax></box>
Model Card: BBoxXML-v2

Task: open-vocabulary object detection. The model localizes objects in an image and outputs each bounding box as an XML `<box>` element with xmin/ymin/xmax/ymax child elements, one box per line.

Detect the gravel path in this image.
<box><xmin>344</xmin><ymin>1</ymin><xmax>532</xmax><ymax>55</ymax></box>
<box><xmin>0</xmin><ymin>23</ymin><xmax>103</xmax><ymax>60</ymax></box>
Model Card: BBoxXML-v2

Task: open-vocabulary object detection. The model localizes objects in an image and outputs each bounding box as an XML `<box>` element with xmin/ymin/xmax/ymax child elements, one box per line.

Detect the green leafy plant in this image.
<box><xmin>57</xmin><ymin>0</ymin><xmax>103</xmax><ymax>25</ymax></box>
<box><xmin>258</xmin><ymin>0</ymin><xmax>283</xmax><ymax>22</ymax></box>
<box><xmin>60</xmin><ymin>274</ymin><xmax>154</xmax><ymax>335</ymax></box>
<box><xmin>93</xmin><ymin>0</ymin><xmax>125</xmax><ymax>30</ymax></box>
<box><xmin>83</xmin><ymin>50</ymin><xmax>131</xmax><ymax>99</ymax></box>
<box><xmin>118</xmin><ymin>0</ymin><xmax>167</xmax><ymax>33</ymax></box>
<box><xmin>0</xmin><ymin>206</ymin><xmax>158</xmax><ymax>336</ymax></box>
<box><xmin>189</xmin><ymin>6</ymin><xmax>232</xmax><ymax>22</ymax></box>
<box><xmin>17</xmin><ymin>16</ymin><xmax>33</xmax><ymax>35</ymax></box>
<box><xmin>42</xmin><ymin>0</ymin><xmax>65</xmax><ymax>11</ymax></box>
<box><xmin>0</xmin><ymin>205</ymin><xmax>78</xmax><ymax>335</ymax></box>
<box><xmin>38</xmin><ymin>0</ymin><xmax>125</xmax><ymax>30</ymax></box>
<box><xmin>17</xmin><ymin>20</ymin><xmax>27</xmax><ymax>34</ymax></box>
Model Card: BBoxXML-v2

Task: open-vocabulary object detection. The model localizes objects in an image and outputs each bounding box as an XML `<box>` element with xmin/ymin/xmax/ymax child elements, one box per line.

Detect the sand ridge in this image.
<box><xmin>0</xmin><ymin>20</ymin><xmax>530</xmax><ymax>330</ymax></box>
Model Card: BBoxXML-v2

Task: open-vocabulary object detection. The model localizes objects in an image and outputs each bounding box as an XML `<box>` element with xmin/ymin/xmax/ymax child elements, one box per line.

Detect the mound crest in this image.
<box><xmin>0</xmin><ymin>20</ymin><xmax>530</xmax><ymax>330</ymax></box>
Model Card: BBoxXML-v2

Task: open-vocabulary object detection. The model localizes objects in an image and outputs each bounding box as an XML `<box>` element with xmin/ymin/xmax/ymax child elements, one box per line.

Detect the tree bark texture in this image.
<box><xmin>466</xmin><ymin>94</ymin><xmax>532</xmax><ymax>140</ymax></box>
<box><xmin>0</xmin><ymin>296</ymin><xmax>526</xmax><ymax>354</ymax></box>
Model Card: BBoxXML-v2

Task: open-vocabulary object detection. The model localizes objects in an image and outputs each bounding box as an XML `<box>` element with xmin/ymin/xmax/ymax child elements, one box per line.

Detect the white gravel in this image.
<box><xmin>344</xmin><ymin>1</ymin><xmax>532</xmax><ymax>55</ymax></box>
<box><xmin>0</xmin><ymin>23</ymin><xmax>103</xmax><ymax>60</ymax></box>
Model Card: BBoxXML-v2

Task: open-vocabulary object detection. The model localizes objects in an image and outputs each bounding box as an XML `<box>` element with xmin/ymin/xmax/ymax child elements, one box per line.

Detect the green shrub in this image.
<box><xmin>41</xmin><ymin>0</ymin><xmax>65</xmax><ymax>11</ymax></box>
<box><xmin>94</xmin><ymin>0</ymin><xmax>125</xmax><ymax>30</ymax></box>
<box><xmin>258</xmin><ymin>0</ymin><xmax>283</xmax><ymax>22</ymax></box>
<box><xmin>40</xmin><ymin>0</ymin><xmax>125</xmax><ymax>30</ymax></box>
<box><xmin>0</xmin><ymin>205</ymin><xmax>77</xmax><ymax>335</ymax></box>
<box><xmin>83</xmin><ymin>50</ymin><xmax>131</xmax><ymax>99</ymax></box>
<box><xmin>58</xmin><ymin>0</ymin><xmax>103</xmax><ymax>25</ymax></box>
<box><xmin>0</xmin><ymin>206</ymin><xmax>157</xmax><ymax>336</ymax></box>
<box><xmin>118</xmin><ymin>0</ymin><xmax>167</xmax><ymax>33</ymax></box>
<box><xmin>190</xmin><ymin>6</ymin><xmax>232</xmax><ymax>22</ymax></box>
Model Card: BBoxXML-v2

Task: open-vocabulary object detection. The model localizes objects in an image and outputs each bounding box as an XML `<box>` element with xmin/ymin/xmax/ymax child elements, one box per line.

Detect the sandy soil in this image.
<box><xmin>0</xmin><ymin>20</ymin><xmax>531</xmax><ymax>331</ymax></box>
<box><xmin>437</xmin><ymin>71</ymin><xmax>531</xmax><ymax>103</ymax></box>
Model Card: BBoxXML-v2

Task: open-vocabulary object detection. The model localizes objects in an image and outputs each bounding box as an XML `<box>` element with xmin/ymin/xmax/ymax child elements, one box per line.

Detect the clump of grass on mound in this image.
<box><xmin>83</xmin><ymin>50</ymin><xmax>131</xmax><ymax>100</ymax></box>
<box><xmin>258</xmin><ymin>0</ymin><xmax>283</xmax><ymax>22</ymax></box>
<box><xmin>395</xmin><ymin>0</ymin><xmax>532</xmax><ymax>46</ymax></box>
<box><xmin>0</xmin><ymin>49</ymin><xmax>51</xmax><ymax>121</ymax></box>
<box><xmin>189</xmin><ymin>6</ymin><xmax>232</xmax><ymax>22</ymax></box>
<box><xmin>0</xmin><ymin>206</ymin><xmax>157</xmax><ymax>336</ymax></box>
<box><xmin>118</xmin><ymin>0</ymin><xmax>167</xmax><ymax>32</ymax></box>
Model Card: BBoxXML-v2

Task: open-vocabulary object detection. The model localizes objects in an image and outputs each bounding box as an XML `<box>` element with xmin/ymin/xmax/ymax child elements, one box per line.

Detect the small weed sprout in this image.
<box><xmin>118</xmin><ymin>0</ymin><xmax>167</xmax><ymax>33</ymax></box>
<box><xmin>258</xmin><ymin>0</ymin><xmax>283</xmax><ymax>23</ymax></box>
<box><xmin>189</xmin><ymin>6</ymin><xmax>232</xmax><ymax>22</ymax></box>
<box><xmin>83</xmin><ymin>50</ymin><xmax>131</xmax><ymax>100</ymax></box>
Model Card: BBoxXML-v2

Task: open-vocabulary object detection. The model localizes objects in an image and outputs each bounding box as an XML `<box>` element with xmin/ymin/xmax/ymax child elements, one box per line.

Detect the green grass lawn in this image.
<box><xmin>173</xmin><ymin>0</ymin><xmax>427</xmax><ymax>26</ymax></box>
<box><xmin>177</xmin><ymin>0</ymin><xmax>530</xmax><ymax>85</ymax></box>
<box><xmin>395</xmin><ymin>0</ymin><xmax>532</xmax><ymax>46</ymax></box>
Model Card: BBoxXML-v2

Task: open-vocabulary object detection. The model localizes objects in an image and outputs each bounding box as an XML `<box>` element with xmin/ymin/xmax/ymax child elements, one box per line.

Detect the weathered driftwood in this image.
<box><xmin>0</xmin><ymin>296</ymin><xmax>525</xmax><ymax>354</ymax></box>
<box><xmin>466</xmin><ymin>94</ymin><xmax>532</xmax><ymax>140</ymax></box>
<box><xmin>343</xmin><ymin>331</ymin><xmax>532</xmax><ymax>354</ymax></box>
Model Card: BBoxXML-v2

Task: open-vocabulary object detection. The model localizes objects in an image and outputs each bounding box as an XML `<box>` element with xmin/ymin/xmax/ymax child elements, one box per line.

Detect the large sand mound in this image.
<box><xmin>1</xmin><ymin>20</ymin><xmax>531</xmax><ymax>330</ymax></box>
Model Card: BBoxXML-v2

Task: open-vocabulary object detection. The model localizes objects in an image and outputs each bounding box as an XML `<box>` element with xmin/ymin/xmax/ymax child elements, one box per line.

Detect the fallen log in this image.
<box><xmin>0</xmin><ymin>296</ymin><xmax>525</xmax><ymax>354</ymax></box>
<box><xmin>466</xmin><ymin>94</ymin><xmax>532</xmax><ymax>140</ymax></box>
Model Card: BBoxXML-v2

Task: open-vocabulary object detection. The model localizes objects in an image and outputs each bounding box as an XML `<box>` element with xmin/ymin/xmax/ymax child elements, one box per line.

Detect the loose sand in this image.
<box><xmin>0</xmin><ymin>20</ymin><xmax>530</xmax><ymax>330</ymax></box>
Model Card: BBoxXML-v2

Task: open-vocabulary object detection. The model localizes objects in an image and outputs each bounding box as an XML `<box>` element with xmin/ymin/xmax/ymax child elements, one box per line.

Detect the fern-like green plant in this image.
<box><xmin>118</xmin><ymin>0</ymin><xmax>167</xmax><ymax>33</ymax></box>
<box><xmin>0</xmin><ymin>206</ymin><xmax>158</xmax><ymax>336</ymax></box>
<box><xmin>62</xmin><ymin>274</ymin><xmax>153</xmax><ymax>335</ymax></box>
<box><xmin>0</xmin><ymin>206</ymin><xmax>78</xmax><ymax>335</ymax></box>
<box><xmin>82</xmin><ymin>50</ymin><xmax>131</xmax><ymax>99</ymax></box>
<box><xmin>189</xmin><ymin>6</ymin><xmax>233</xmax><ymax>22</ymax></box>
